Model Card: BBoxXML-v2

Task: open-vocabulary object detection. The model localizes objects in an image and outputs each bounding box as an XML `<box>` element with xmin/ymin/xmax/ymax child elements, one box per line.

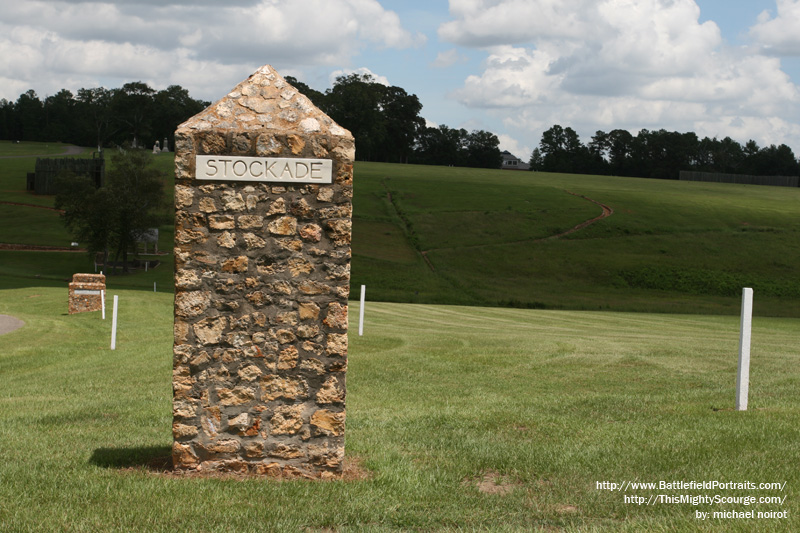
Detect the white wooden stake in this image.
<box><xmin>154</xmin><ymin>282</ymin><xmax>157</xmax><ymax>293</ymax></box>
<box><xmin>736</xmin><ymin>288</ymin><xmax>753</xmax><ymax>411</ymax></box>
<box><xmin>110</xmin><ymin>295</ymin><xmax>119</xmax><ymax>350</ymax></box>
<box><xmin>101</xmin><ymin>290</ymin><xmax>106</xmax><ymax>320</ymax></box>
<box><xmin>358</xmin><ymin>284</ymin><xmax>366</xmax><ymax>336</ymax></box>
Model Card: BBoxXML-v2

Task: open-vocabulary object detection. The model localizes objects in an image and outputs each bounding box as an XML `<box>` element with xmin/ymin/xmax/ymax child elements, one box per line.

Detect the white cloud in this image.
<box><xmin>0</xmin><ymin>0</ymin><xmax>418</xmax><ymax>101</ymax></box>
<box><xmin>441</xmin><ymin>0</ymin><xmax>800</xmax><ymax>149</ymax></box>
<box><xmin>328</xmin><ymin>67</ymin><xmax>390</xmax><ymax>87</ymax></box>
<box><xmin>431</xmin><ymin>49</ymin><xmax>467</xmax><ymax>68</ymax></box>
<box><xmin>749</xmin><ymin>0</ymin><xmax>800</xmax><ymax>55</ymax></box>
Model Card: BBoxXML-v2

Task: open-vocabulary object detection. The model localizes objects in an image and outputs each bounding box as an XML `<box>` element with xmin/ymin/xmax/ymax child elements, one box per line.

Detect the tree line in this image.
<box><xmin>530</xmin><ymin>125</ymin><xmax>800</xmax><ymax>179</ymax></box>
<box><xmin>0</xmin><ymin>75</ymin><xmax>504</xmax><ymax>169</ymax></box>
<box><xmin>0</xmin><ymin>83</ymin><xmax>209</xmax><ymax>150</ymax></box>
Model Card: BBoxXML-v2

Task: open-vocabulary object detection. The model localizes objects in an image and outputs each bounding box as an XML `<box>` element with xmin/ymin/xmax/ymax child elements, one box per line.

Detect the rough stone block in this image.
<box><xmin>172</xmin><ymin>65</ymin><xmax>352</xmax><ymax>478</ymax></box>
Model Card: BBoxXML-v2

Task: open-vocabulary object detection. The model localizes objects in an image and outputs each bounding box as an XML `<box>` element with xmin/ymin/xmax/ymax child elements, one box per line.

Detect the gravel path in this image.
<box><xmin>0</xmin><ymin>144</ymin><xmax>84</xmax><ymax>159</ymax></box>
<box><xmin>0</xmin><ymin>314</ymin><xmax>25</xmax><ymax>335</ymax></box>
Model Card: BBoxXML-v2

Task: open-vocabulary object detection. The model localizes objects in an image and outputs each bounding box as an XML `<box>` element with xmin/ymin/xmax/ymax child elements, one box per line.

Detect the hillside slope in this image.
<box><xmin>351</xmin><ymin>162</ymin><xmax>800</xmax><ymax>316</ymax></box>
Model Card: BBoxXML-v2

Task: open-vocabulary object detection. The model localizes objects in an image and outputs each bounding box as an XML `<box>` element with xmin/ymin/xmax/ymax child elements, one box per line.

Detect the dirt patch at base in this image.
<box><xmin>463</xmin><ymin>469</ymin><xmax>522</xmax><ymax>495</ymax></box>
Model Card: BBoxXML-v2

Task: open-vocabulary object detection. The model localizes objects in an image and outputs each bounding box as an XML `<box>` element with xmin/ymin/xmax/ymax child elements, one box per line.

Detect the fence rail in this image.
<box><xmin>679</xmin><ymin>170</ymin><xmax>799</xmax><ymax>188</ymax></box>
<box><xmin>32</xmin><ymin>156</ymin><xmax>105</xmax><ymax>195</ymax></box>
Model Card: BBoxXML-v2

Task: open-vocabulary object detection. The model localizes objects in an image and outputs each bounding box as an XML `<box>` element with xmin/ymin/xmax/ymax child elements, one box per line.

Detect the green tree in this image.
<box><xmin>56</xmin><ymin>148</ymin><xmax>164</xmax><ymax>273</ymax></box>
<box><xmin>323</xmin><ymin>74</ymin><xmax>387</xmax><ymax>161</ymax></box>
<box><xmin>14</xmin><ymin>90</ymin><xmax>44</xmax><ymax>141</ymax></box>
<box><xmin>152</xmin><ymin>85</ymin><xmax>208</xmax><ymax>150</ymax></box>
<box><xmin>42</xmin><ymin>89</ymin><xmax>76</xmax><ymax>143</ymax></box>
<box><xmin>465</xmin><ymin>129</ymin><xmax>502</xmax><ymax>168</ymax></box>
<box><xmin>76</xmin><ymin>87</ymin><xmax>116</xmax><ymax>150</ymax></box>
<box><xmin>111</xmin><ymin>82</ymin><xmax>156</xmax><ymax>148</ymax></box>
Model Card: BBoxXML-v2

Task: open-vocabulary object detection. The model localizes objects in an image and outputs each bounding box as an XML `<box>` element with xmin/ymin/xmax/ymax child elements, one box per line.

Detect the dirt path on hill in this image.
<box><xmin>0</xmin><ymin>145</ymin><xmax>84</xmax><ymax>159</ymax></box>
<box><xmin>418</xmin><ymin>190</ymin><xmax>614</xmax><ymax>271</ymax></box>
<box><xmin>552</xmin><ymin>191</ymin><xmax>614</xmax><ymax>239</ymax></box>
<box><xmin>0</xmin><ymin>243</ymin><xmax>86</xmax><ymax>252</ymax></box>
<box><xmin>0</xmin><ymin>201</ymin><xmax>64</xmax><ymax>212</ymax></box>
<box><xmin>0</xmin><ymin>315</ymin><xmax>25</xmax><ymax>335</ymax></box>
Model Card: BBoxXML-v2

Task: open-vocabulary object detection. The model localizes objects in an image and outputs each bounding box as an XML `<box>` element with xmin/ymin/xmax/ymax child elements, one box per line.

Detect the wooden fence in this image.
<box><xmin>679</xmin><ymin>170</ymin><xmax>799</xmax><ymax>188</ymax></box>
<box><xmin>32</xmin><ymin>154</ymin><xmax>105</xmax><ymax>195</ymax></box>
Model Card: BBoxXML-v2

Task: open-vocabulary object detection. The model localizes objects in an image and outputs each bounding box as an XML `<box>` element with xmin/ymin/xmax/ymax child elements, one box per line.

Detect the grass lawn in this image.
<box><xmin>0</xmin><ymin>288</ymin><xmax>797</xmax><ymax>531</ymax></box>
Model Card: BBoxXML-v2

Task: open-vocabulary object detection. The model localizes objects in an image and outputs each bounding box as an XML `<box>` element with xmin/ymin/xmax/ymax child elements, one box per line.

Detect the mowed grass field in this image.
<box><xmin>0</xmin><ymin>287</ymin><xmax>798</xmax><ymax>532</ymax></box>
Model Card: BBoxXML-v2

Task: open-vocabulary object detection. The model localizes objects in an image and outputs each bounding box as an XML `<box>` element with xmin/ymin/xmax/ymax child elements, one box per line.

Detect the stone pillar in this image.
<box><xmin>172</xmin><ymin>65</ymin><xmax>354</xmax><ymax>478</ymax></box>
<box><xmin>68</xmin><ymin>273</ymin><xmax>106</xmax><ymax>314</ymax></box>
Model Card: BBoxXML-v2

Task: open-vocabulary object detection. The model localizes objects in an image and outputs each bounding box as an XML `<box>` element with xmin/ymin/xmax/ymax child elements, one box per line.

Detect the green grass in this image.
<box><xmin>3</xmin><ymin>147</ymin><xmax>800</xmax><ymax>316</ymax></box>
<box><xmin>0</xmin><ymin>289</ymin><xmax>797</xmax><ymax>531</ymax></box>
<box><xmin>0</xmin><ymin>147</ymin><xmax>176</xmax><ymax>293</ymax></box>
<box><xmin>352</xmin><ymin>163</ymin><xmax>800</xmax><ymax>316</ymax></box>
<box><xmin>0</xmin><ymin>140</ymin><xmax>80</xmax><ymax>157</ymax></box>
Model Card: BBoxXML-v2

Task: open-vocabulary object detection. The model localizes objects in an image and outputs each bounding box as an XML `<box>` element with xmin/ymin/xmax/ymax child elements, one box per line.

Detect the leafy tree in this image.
<box><xmin>152</xmin><ymin>85</ymin><xmax>209</xmax><ymax>150</ymax></box>
<box><xmin>465</xmin><ymin>129</ymin><xmax>502</xmax><ymax>168</ymax></box>
<box><xmin>14</xmin><ymin>90</ymin><xmax>44</xmax><ymax>141</ymax></box>
<box><xmin>55</xmin><ymin>172</ymin><xmax>115</xmax><ymax>272</ymax></box>
<box><xmin>56</xmin><ymin>148</ymin><xmax>165</xmax><ymax>273</ymax></box>
<box><xmin>42</xmin><ymin>89</ymin><xmax>76</xmax><ymax>143</ymax></box>
<box><xmin>111</xmin><ymin>82</ymin><xmax>156</xmax><ymax>148</ymax></box>
<box><xmin>412</xmin><ymin>125</ymin><xmax>468</xmax><ymax>166</ymax></box>
<box><xmin>76</xmin><ymin>87</ymin><xmax>116</xmax><ymax>150</ymax></box>
<box><xmin>528</xmin><ymin>147</ymin><xmax>543</xmax><ymax>170</ymax></box>
<box><xmin>323</xmin><ymin>73</ymin><xmax>387</xmax><ymax>161</ymax></box>
<box><xmin>538</xmin><ymin>125</ymin><xmax>598</xmax><ymax>173</ymax></box>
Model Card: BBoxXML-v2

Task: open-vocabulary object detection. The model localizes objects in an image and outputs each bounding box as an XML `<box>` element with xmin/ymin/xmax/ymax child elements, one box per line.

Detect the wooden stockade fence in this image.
<box><xmin>31</xmin><ymin>154</ymin><xmax>105</xmax><ymax>195</ymax></box>
<box><xmin>679</xmin><ymin>170</ymin><xmax>799</xmax><ymax>188</ymax></box>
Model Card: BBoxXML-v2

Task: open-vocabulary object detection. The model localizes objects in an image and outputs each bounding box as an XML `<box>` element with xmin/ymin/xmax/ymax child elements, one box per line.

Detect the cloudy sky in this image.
<box><xmin>2</xmin><ymin>0</ymin><xmax>800</xmax><ymax>159</ymax></box>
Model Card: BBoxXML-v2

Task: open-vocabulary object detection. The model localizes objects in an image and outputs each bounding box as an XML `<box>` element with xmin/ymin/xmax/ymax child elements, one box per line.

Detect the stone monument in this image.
<box><xmin>68</xmin><ymin>273</ymin><xmax>106</xmax><ymax>314</ymax></box>
<box><xmin>171</xmin><ymin>65</ymin><xmax>354</xmax><ymax>479</ymax></box>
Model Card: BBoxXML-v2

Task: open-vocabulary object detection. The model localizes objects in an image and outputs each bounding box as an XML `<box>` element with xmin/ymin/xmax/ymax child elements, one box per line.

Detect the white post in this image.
<box><xmin>358</xmin><ymin>284</ymin><xmax>366</xmax><ymax>336</ymax></box>
<box><xmin>736</xmin><ymin>288</ymin><xmax>753</xmax><ymax>411</ymax></box>
<box><xmin>145</xmin><ymin>261</ymin><xmax>148</xmax><ymax>272</ymax></box>
<box><xmin>154</xmin><ymin>282</ymin><xmax>157</xmax><ymax>293</ymax></box>
<box><xmin>101</xmin><ymin>290</ymin><xmax>106</xmax><ymax>320</ymax></box>
<box><xmin>110</xmin><ymin>295</ymin><xmax>119</xmax><ymax>350</ymax></box>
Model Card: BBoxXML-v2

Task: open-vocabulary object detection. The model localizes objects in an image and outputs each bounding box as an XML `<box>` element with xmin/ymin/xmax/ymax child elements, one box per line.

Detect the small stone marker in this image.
<box><xmin>172</xmin><ymin>65</ymin><xmax>354</xmax><ymax>478</ymax></box>
<box><xmin>68</xmin><ymin>273</ymin><xmax>106</xmax><ymax>314</ymax></box>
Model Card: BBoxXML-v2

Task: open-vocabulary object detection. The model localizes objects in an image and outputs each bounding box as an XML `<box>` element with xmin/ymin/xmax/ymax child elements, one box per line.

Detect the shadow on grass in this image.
<box><xmin>90</xmin><ymin>445</ymin><xmax>172</xmax><ymax>472</ymax></box>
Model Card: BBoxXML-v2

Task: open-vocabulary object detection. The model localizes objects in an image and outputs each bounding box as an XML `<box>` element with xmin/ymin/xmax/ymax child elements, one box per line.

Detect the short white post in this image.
<box><xmin>154</xmin><ymin>282</ymin><xmax>157</xmax><ymax>293</ymax></box>
<box><xmin>736</xmin><ymin>288</ymin><xmax>753</xmax><ymax>411</ymax></box>
<box><xmin>358</xmin><ymin>284</ymin><xmax>366</xmax><ymax>336</ymax></box>
<box><xmin>110</xmin><ymin>295</ymin><xmax>119</xmax><ymax>350</ymax></box>
<box><xmin>101</xmin><ymin>290</ymin><xmax>106</xmax><ymax>320</ymax></box>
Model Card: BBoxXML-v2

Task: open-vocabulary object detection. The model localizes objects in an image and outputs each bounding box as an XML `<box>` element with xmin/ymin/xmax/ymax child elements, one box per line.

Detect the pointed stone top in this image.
<box><xmin>177</xmin><ymin>65</ymin><xmax>351</xmax><ymax>139</ymax></box>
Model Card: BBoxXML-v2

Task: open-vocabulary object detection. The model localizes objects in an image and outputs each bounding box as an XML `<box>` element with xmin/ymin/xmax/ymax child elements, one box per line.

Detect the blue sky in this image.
<box><xmin>1</xmin><ymin>0</ymin><xmax>799</xmax><ymax>159</ymax></box>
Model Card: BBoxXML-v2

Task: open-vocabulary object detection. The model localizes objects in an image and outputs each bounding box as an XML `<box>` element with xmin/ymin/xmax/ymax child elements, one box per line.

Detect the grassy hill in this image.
<box><xmin>2</xmin><ymin>142</ymin><xmax>800</xmax><ymax>316</ymax></box>
<box><xmin>352</xmin><ymin>162</ymin><xmax>800</xmax><ymax>317</ymax></box>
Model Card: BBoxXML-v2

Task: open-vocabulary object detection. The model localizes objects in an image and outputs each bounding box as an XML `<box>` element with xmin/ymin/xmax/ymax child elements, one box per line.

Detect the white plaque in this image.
<box><xmin>196</xmin><ymin>156</ymin><xmax>332</xmax><ymax>184</ymax></box>
<box><xmin>74</xmin><ymin>289</ymin><xmax>102</xmax><ymax>296</ymax></box>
